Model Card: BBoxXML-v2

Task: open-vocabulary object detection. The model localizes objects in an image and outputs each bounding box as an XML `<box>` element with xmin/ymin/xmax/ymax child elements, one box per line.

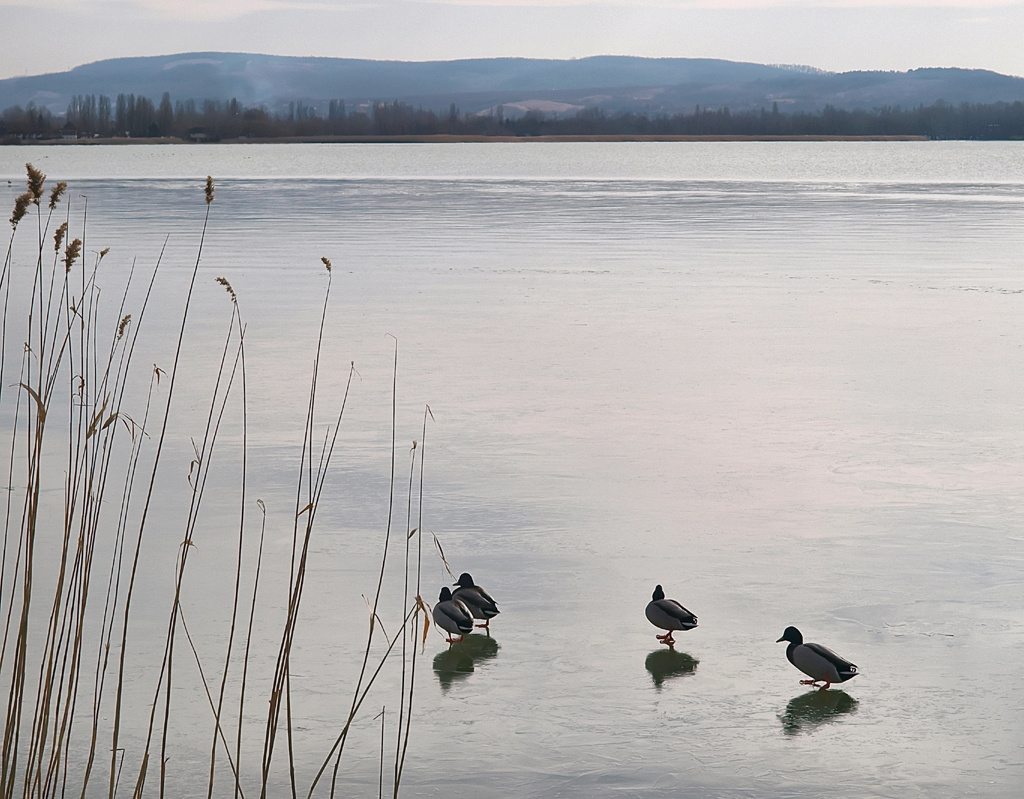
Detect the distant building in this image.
<box><xmin>61</xmin><ymin>121</ymin><xmax>77</xmax><ymax>140</ymax></box>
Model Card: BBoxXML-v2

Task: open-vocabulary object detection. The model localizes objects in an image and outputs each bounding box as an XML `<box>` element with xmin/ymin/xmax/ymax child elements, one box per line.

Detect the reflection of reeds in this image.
<box><xmin>0</xmin><ymin>165</ymin><xmax>425</xmax><ymax>798</ymax></box>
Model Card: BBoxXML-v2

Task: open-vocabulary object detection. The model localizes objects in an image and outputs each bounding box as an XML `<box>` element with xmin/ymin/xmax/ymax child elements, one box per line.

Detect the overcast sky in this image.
<box><xmin>3</xmin><ymin>1</ymin><xmax>1024</xmax><ymax>80</ymax></box>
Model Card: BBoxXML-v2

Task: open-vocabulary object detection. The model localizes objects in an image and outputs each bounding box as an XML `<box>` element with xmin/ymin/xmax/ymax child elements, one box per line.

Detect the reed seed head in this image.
<box><xmin>321</xmin><ymin>256</ymin><xmax>332</xmax><ymax>272</ymax></box>
<box><xmin>64</xmin><ymin>238</ymin><xmax>82</xmax><ymax>273</ymax></box>
<box><xmin>205</xmin><ymin>176</ymin><xmax>215</xmax><ymax>205</ymax></box>
<box><xmin>25</xmin><ymin>163</ymin><xmax>45</xmax><ymax>203</ymax></box>
<box><xmin>117</xmin><ymin>314</ymin><xmax>131</xmax><ymax>340</ymax></box>
<box><xmin>11</xmin><ymin>192</ymin><xmax>33</xmax><ymax>228</ymax></box>
<box><xmin>48</xmin><ymin>181</ymin><xmax>67</xmax><ymax>210</ymax></box>
<box><xmin>215</xmin><ymin>276</ymin><xmax>237</xmax><ymax>303</ymax></box>
<box><xmin>54</xmin><ymin>221</ymin><xmax>68</xmax><ymax>253</ymax></box>
<box><xmin>99</xmin><ymin>247</ymin><xmax>110</xmax><ymax>261</ymax></box>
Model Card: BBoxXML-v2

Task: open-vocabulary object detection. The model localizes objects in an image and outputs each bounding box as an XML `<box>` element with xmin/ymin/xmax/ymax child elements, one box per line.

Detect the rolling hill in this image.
<box><xmin>3</xmin><ymin>53</ymin><xmax>1024</xmax><ymax>118</ymax></box>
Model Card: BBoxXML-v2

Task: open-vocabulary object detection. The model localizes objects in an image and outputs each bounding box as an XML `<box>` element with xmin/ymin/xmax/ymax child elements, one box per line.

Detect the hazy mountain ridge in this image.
<box><xmin>3</xmin><ymin>52</ymin><xmax>1024</xmax><ymax>117</ymax></box>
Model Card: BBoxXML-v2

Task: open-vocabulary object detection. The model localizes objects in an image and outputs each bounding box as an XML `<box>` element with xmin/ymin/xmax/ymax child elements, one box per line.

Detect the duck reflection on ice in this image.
<box><xmin>432</xmin><ymin>634</ymin><xmax>499</xmax><ymax>692</ymax></box>
<box><xmin>779</xmin><ymin>689</ymin><xmax>858</xmax><ymax>735</ymax></box>
<box><xmin>644</xmin><ymin>648</ymin><xmax>699</xmax><ymax>688</ymax></box>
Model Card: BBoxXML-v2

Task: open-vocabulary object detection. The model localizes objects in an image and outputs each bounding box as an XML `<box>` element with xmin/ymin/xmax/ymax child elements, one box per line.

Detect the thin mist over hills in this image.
<box><xmin>3</xmin><ymin>53</ymin><xmax>1024</xmax><ymax>118</ymax></box>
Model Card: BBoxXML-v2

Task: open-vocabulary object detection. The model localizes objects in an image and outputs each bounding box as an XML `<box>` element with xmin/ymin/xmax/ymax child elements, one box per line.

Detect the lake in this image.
<box><xmin>2</xmin><ymin>142</ymin><xmax>1023</xmax><ymax>798</ymax></box>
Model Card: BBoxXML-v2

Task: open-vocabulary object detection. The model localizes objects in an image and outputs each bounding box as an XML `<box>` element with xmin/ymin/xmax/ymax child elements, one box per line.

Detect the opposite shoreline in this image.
<box><xmin>4</xmin><ymin>134</ymin><xmax>931</xmax><ymax>145</ymax></box>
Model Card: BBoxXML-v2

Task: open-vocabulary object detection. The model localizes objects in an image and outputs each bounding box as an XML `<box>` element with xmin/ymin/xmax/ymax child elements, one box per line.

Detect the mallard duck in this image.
<box><xmin>645</xmin><ymin>585</ymin><xmax>697</xmax><ymax>646</ymax></box>
<box><xmin>452</xmin><ymin>573</ymin><xmax>499</xmax><ymax>629</ymax></box>
<box><xmin>433</xmin><ymin>587</ymin><xmax>474</xmax><ymax>645</ymax></box>
<box><xmin>776</xmin><ymin>626</ymin><xmax>858</xmax><ymax>690</ymax></box>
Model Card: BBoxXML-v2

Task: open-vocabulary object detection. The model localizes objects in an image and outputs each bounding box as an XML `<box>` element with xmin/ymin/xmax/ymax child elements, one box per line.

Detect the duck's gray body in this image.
<box><xmin>645</xmin><ymin>585</ymin><xmax>697</xmax><ymax>645</ymax></box>
<box><xmin>433</xmin><ymin>587</ymin><xmax>474</xmax><ymax>643</ymax></box>
<box><xmin>452</xmin><ymin>573</ymin><xmax>499</xmax><ymax>625</ymax></box>
<box><xmin>777</xmin><ymin>626</ymin><xmax>858</xmax><ymax>689</ymax></box>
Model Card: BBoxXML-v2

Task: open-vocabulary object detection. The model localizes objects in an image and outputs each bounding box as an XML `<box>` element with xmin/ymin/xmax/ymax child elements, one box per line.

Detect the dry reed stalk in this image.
<box><xmin>321</xmin><ymin>604</ymin><xmax>416</xmax><ymax>798</ymax></box>
<box><xmin>393</xmin><ymin>405</ymin><xmax>432</xmax><ymax>797</ymax></box>
<box><xmin>108</xmin><ymin>243</ymin><xmax>170</xmax><ymax>799</ymax></box>
<box><xmin>1</xmin><ymin>165</ymin><xmax>81</xmax><ymax>799</ymax></box>
<box><xmin>13</xmin><ymin>193</ymin><xmax>68</xmax><ymax>797</ymax></box>
<box><xmin>377</xmin><ymin>707</ymin><xmax>385</xmax><ymax>799</ymax></box>
<box><xmin>73</xmin><ymin>251</ymin><xmax>154</xmax><ymax>798</ymax></box>
<box><xmin>308</xmin><ymin>340</ymin><xmax>405</xmax><ymax>799</ymax></box>
<box><xmin>207</xmin><ymin>281</ymin><xmax>247</xmax><ymax>799</ymax></box>
<box><xmin>126</xmin><ymin>178</ymin><xmax>215</xmax><ymax>799</ymax></box>
<box><xmin>171</xmin><ymin>328</ymin><xmax>247</xmax><ymax>794</ymax></box>
<box><xmin>36</xmin><ymin>203</ymin><xmax>137</xmax><ymax>799</ymax></box>
<box><xmin>235</xmin><ymin>499</ymin><xmax>267</xmax><ymax>799</ymax></box>
<box><xmin>0</xmin><ymin>165</ymin><xmax>158</xmax><ymax>799</ymax></box>
<box><xmin>0</xmin><ymin>192</ymin><xmax>19</xmax><ymax>616</ymax></box>
<box><xmin>393</xmin><ymin>438</ymin><xmax>416</xmax><ymax>795</ymax></box>
<box><xmin>260</xmin><ymin>259</ymin><xmax>357</xmax><ymax>797</ymax></box>
<box><xmin>82</xmin><ymin>348</ymin><xmax>156</xmax><ymax>799</ymax></box>
<box><xmin>1</xmin><ymin>168</ymin><xmax>425</xmax><ymax>799</ymax></box>
<box><xmin>155</xmin><ymin>255</ymin><xmax>244</xmax><ymax>799</ymax></box>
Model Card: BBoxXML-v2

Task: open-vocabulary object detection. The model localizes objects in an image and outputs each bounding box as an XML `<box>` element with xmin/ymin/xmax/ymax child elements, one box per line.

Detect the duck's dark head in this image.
<box><xmin>454</xmin><ymin>573</ymin><xmax>474</xmax><ymax>588</ymax></box>
<box><xmin>776</xmin><ymin>626</ymin><xmax>803</xmax><ymax>645</ymax></box>
<box><xmin>438</xmin><ymin>586</ymin><xmax>453</xmax><ymax>602</ymax></box>
<box><xmin>652</xmin><ymin>585</ymin><xmax>665</xmax><ymax>601</ymax></box>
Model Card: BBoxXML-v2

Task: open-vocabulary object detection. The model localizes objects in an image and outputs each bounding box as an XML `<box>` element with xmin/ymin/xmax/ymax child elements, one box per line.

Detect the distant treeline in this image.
<box><xmin>3</xmin><ymin>91</ymin><xmax>1024</xmax><ymax>140</ymax></box>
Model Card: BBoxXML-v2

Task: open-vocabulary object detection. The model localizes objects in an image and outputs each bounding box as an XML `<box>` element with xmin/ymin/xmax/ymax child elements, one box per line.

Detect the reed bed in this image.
<box><xmin>0</xmin><ymin>165</ymin><xmax>430</xmax><ymax>798</ymax></box>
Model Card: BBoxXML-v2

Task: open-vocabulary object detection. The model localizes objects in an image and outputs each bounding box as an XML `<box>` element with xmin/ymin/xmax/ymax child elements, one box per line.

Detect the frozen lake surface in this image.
<box><xmin>2</xmin><ymin>142</ymin><xmax>1023</xmax><ymax>797</ymax></box>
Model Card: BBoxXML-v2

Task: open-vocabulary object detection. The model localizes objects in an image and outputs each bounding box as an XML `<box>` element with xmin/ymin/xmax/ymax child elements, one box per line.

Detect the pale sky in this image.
<box><xmin>3</xmin><ymin>0</ymin><xmax>1024</xmax><ymax>80</ymax></box>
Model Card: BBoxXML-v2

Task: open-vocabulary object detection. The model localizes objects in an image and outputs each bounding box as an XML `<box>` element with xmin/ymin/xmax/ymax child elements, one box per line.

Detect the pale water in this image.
<box><xmin>2</xmin><ymin>142</ymin><xmax>1023</xmax><ymax>797</ymax></box>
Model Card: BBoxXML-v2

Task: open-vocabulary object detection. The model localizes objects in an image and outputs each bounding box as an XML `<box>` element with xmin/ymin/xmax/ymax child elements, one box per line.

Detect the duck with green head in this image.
<box><xmin>776</xmin><ymin>626</ymin><xmax>858</xmax><ymax>690</ymax></box>
<box><xmin>453</xmin><ymin>572</ymin><xmax>500</xmax><ymax>629</ymax></box>
<box><xmin>433</xmin><ymin>587</ymin><xmax>474</xmax><ymax>646</ymax></box>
